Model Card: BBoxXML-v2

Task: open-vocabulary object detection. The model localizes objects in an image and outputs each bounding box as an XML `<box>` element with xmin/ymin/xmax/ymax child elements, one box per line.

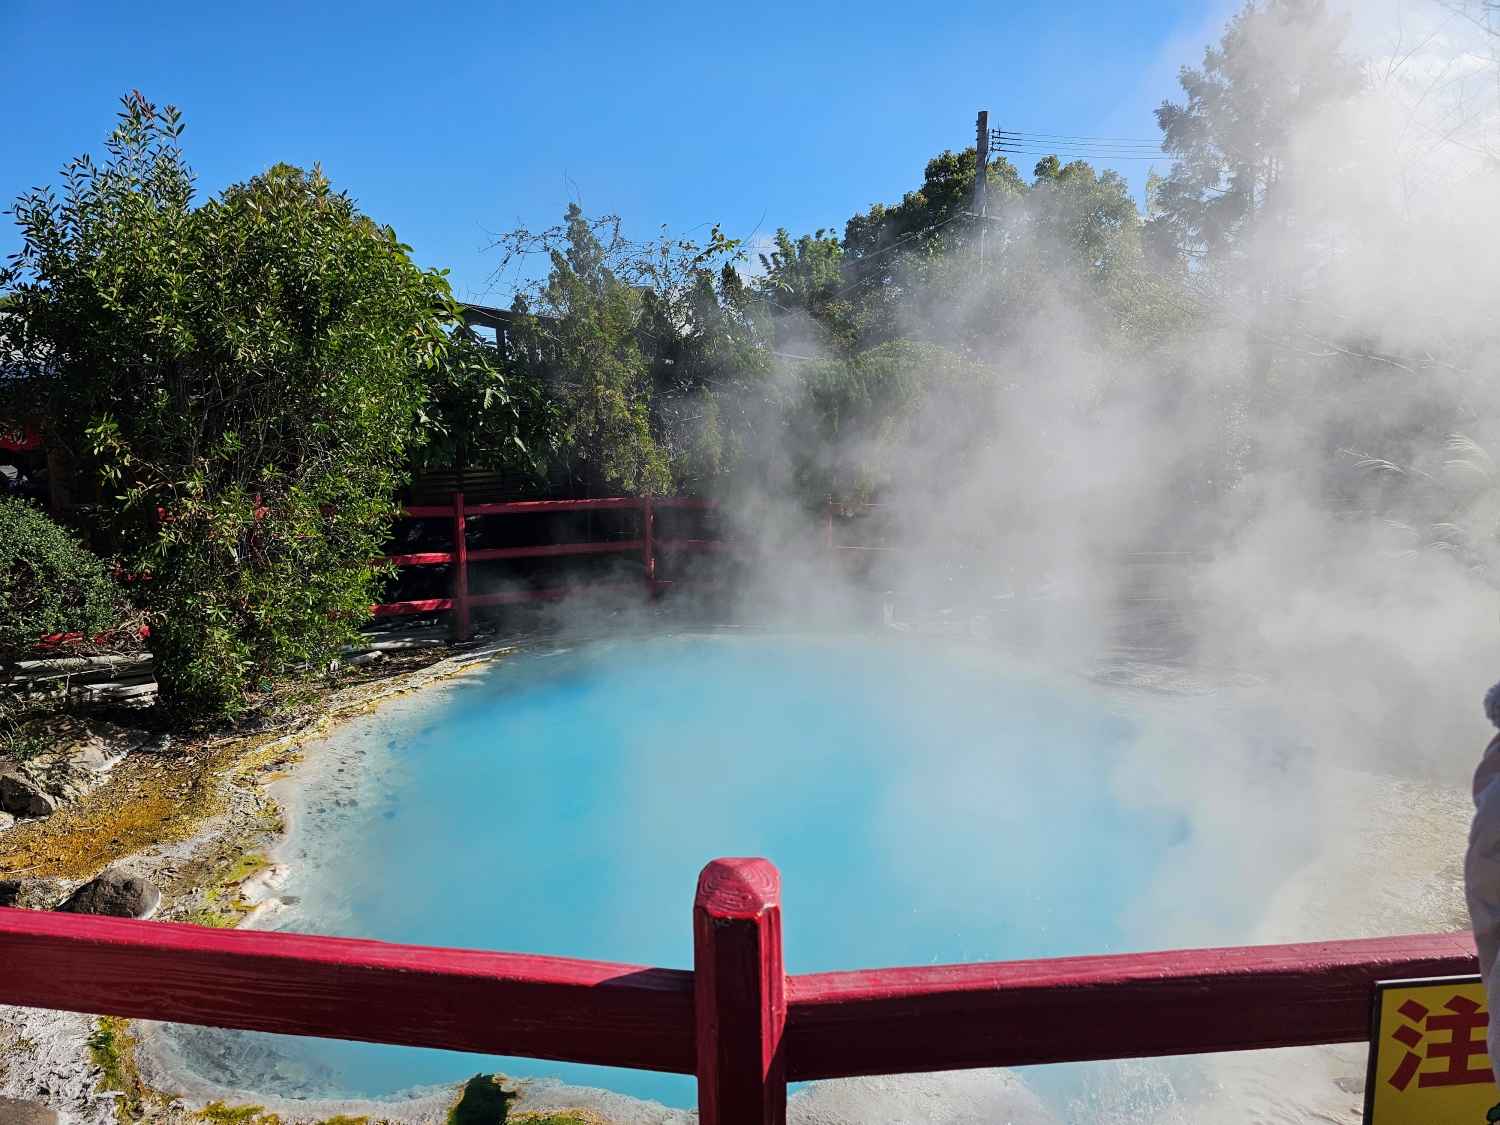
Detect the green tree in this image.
<box><xmin>843</xmin><ymin>148</ymin><xmax>1025</xmax><ymax>265</ymax></box>
<box><xmin>755</xmin><ymin>149</ymin><xmax>1028</xmax><ymax>353</ymax></box>
<box><xmin>0</xmin><ymin>93</ymin><xmax>454</xmax><ymax>721</ymax></box>
<box><xmin>532</xmin><ymin>206</ymin><xmax>669</xmax><ymax>494</ymax></box>
<box><xmin>413</xmin><ymin>327</ymin><xmax>559</xmax><ymax>485</ymax></box>
<box><xmin>639</xmin><ymin>264</ymin><xmax>772</xmax><ymax>487</ymax></box>
<box><xmin>776</xmin><ymin>341</ymin><xmax>1000</xmax><ymax>504</ymax></box>
<box><xmin>744</xmin><ymin>141</ymin><xmax>1186</xmax><ymax>508</ymax></box>
<box><xmin>837</xmin><ymin>149</ymin><xmax>1026</xmax><ymax>347</ymax></box>
<box><xmin>1146</xmin><ymin>0</ymin><xmax>1361</xmax><ymax>272</ymax></box>
<box><xmin>492</xmin><ymin>205</ymin><xmax>746</xmax><ymax>495</ymax></box>
<box><xmin>1026</xmin><ymin>157</ymin><xmax>1142</xmax><ymax>280</ymax></box>
<box><xmin>763</xmin><ymin>142</ymin><xmax>1162</xmax><ymax>360</ymax></box>
<box><xmin>756</xmin><ymin>228</ymin><xmax>856</xmax><ymax>352</ymax></box>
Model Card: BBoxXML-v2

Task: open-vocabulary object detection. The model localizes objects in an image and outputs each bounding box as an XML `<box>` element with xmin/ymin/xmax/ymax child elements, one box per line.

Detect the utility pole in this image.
<box><xmin>974</xmin><ymin>110</ymin><xmax>989</xmax><ymax>271</ymax></box>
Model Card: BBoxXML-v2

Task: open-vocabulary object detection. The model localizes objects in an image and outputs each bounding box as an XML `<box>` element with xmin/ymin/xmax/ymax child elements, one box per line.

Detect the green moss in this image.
<box><xmin>183</xmin><ymin>887</ymin><xmax>247</xmax><ymax>928</ymax></box>
<box><xmin>448</xmin><ymin>1074</ymin><xmax>518</xmax><ymax>1125</ymax></box>
<box><xmin>184</xmin><ymin>850</ymin><xmax>270</xmax><ymax>927</ymax></box>
<box><xmin>221</xmin><ymin>851</ymin><xmax>270</xmax><ymax>883</ymax></box>
<box><xmin>195</xmin><ymin>1104</ymin><xmax>280</xmax><ymax>1125</ymax></box>
<box><xmin>87</xmin><ymin>1017</ymin><xmax>144</xmax><ymax>1123</ymax></box>
<box><xmin>195</xmin><ymin>1102</ymin><xmax>376</xmax><ymax>1125</ymax></box>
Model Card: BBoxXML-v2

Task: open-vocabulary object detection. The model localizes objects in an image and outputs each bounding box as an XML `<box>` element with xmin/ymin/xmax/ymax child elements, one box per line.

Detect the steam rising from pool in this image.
<box><xmin>159</xmin><ymin>633</ymin><xmax>1329</xmax><ymax>1115</ymax></box>
<box><xmin>143</xmin><ymin>3</ymin><xmax>1500</xmax><ymax>1118</ymax></box>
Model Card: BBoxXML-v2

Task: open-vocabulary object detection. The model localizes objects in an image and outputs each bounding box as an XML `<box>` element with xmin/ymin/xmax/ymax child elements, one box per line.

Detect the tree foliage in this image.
<box><xmin>0</xmin><ymin>496</ymin><xmax>127</xmax><ymax>663</ymax></box>
<box><xmin>639</xmin><ymin>263</ymin><xmax>772</xmax><ymax>488</ymax></box>
<box><xmin>491</xmin><ymin>204</ymin><xmax>750</xmax><ymax>495</ymax></box>
<box><xmin>0</xmin><ymin>93</ymin><xmax>454</xmax><ymax>720</ymax></box>
<box><xmin>525</xmin><ymin>205</ymin><xmax>671</xmax><ymax>494</ymax></box>
<box><xmin>413</xmin><ymin>327</ymin><xmax>558</xmax><ymax>481</ymax></box>
<box><xmin>0</xmin><ymin>0</ymin><xmax>1439</xmax><ymax>732</ymax></box>
<box><xmin>778</xmin><ymin>341</ymin><xmax>999</xmax><ymax>504</ymax></box>
<box><xmin>1146</xmin><ymin>0</ymin><xmax>1361</xmax><ymax>272</ymax></box>
<box><xmin>756</xmin><ymin>228</ymin><xmax>856</xmax><ymax>352</ymax></box>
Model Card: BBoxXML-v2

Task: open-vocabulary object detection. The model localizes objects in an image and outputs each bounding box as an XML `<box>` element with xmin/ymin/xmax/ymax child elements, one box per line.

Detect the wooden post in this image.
<box><xmin>973</xmin><ymin>110</ymin><xmax>989</xmax><ymax>215</ymax></box>
<box><xmin>974</xmin><ymin>109</ymin><xmax>990</xmax><ymax>270</ymax></box>
<box><xmin>642</xmin><ymin>496</ymin><xmax>657</xmax><ymax>598</ymax></box>
<box><xmin>693</xmin><ymin>858</ymin><xmax>786</xmax><ymax>1125</ymax></box>
<box><xmin>450</xmin><ymin>490</ymin><xmax>470</xmax><ymax>642</ymax></box>
<box><xmin>823</xmin><ymin>498</ymin><xmax>835</xmax><ymax>553</ymax></box>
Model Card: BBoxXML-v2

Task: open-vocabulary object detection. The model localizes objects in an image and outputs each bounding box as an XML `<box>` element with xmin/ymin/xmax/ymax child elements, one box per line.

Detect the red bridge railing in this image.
<box><xmin>372</xmin><ymin>494</ymin><xmax>720</xmax><ymax>640</ymax></box>
<box><xmin>0</xmin><ymin>858</ymin><xmax>1477</xmax><ymax>1123</ymax></box>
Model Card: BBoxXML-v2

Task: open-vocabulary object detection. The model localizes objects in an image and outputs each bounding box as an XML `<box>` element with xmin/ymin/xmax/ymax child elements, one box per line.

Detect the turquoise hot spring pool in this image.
<box><xmin>162</xmin><ymin>632</ymin><xmax>1301</xmax><ymax>1113</ymax></box>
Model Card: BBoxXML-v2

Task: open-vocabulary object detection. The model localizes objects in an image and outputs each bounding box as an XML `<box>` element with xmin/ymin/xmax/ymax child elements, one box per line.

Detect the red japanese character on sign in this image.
<box><xmin>1387</xmin><ymin>995</ymin><xmax>1496</xmax><ymax>1091</ymax></box>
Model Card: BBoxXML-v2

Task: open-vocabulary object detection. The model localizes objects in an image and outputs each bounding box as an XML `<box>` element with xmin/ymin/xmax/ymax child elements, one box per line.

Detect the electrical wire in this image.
<box><xmin>993</xmin><ymin>129</ymin><xmax>1165</xmax><ymax>146</ymax></box>
<box><xmin>996</xmin><ymin>145</ymin><xmax>1167</xmax><ymax>155</ymax></box>
<box><xmin>994</xmin><ymin>148</ymin><xmax>1168</xmax><ymax>162</ymax></box>
<box><xmin>827</xmin><ymin>210</ymin><xmax>969</xmax><ymax>298</ymax></box>
<box><xmin>990</xmin><ymin>127</ymin><xmax>1169</xmax><ymax>162</ymax></box>
<box><xmin>997</xmin><ymin>145</ymin><xmax>1168</xmax><ymax>154</ymax></box>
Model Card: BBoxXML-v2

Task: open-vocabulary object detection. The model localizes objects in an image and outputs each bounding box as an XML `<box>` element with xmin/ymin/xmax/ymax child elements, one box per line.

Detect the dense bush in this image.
<box><xmin>1</xmin><ymin>95</ymin><xmax>454</xmax><ymax>721</ymax></box>
<box><xmin>0</xmin><ymin>496</ymin><xmax>124</xmax><ymax>662</ymax></box>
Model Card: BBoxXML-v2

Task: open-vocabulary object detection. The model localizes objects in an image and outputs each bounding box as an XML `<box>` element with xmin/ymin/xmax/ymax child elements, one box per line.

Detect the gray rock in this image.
<box><xmin>0</xmin><ymin>729</ymin><xmax>135</xmax><ymax>819</ymax></box>
<box><xmin>0</xmin><ymin>810</ymin><xmax>14</xmax><ymax>831</ymax></box>
<box><xmin>65</xmin><ymin>741</ymin><xmax>116</xmax><ymax>773</ymax></box>
<box><xmin>56</xmin><ymin>869</ymin><xmax>161</xmax><ymax>919</ymax></box>
<box><xmin>9</xmin><ymin>878</ymin><xmax>64</xmax><ymax>911</ymax></box>
<box><xmin>0</xmin><ymin>1097</ymin><xmax>57</xmax><ymax>1124</ymax></box>
<box><xmin>0</xmin><ymin>772</ymin><xmax>59</xmax><ymax>817</ymax></box>
<box><xmin>133</xmin><ymin>732</ymin><xmax>172</xmax><ymax>755</ymax></box>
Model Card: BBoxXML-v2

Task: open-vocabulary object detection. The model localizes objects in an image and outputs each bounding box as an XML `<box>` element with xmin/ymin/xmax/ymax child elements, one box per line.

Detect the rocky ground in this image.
<box><xmin>0</xmin><ymin>629</ymin><xmax>550</xmax><ymax>1125</ymax></box>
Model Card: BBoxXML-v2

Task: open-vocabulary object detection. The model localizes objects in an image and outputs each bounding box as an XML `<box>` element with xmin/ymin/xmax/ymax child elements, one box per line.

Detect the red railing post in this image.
<box><xmin>643</xmin><ymin>495</ymin><xmax>657</xmax><ymax>598</ymax></box>
<box><xmin>693</xmin><ymin>858</ymin><xmax>786</xmax><ymax>1125</ymax></box>
<box><xmin>450</xmin><ymin>490</ymin><xmax>470</xmax><ymax>642</ymax></box>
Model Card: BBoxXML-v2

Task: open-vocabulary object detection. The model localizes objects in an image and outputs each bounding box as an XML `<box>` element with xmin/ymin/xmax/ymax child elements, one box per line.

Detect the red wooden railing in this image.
<box><xmin>372</xmin><ymin>494</ymin><xmax>720</xmax><ymax>640</ymax></box>
<box><xmin>0</xmin><ymin>858</ymin><xmax>1478</xmax><ymax>1123</ymax></box>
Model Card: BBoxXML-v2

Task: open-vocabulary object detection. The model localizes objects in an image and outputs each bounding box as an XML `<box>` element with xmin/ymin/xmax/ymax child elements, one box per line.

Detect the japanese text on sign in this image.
<box><xmin>1366</xmin><ymin>976</ymin><xmax>1500</xmax><ymax>1123</ymax></box>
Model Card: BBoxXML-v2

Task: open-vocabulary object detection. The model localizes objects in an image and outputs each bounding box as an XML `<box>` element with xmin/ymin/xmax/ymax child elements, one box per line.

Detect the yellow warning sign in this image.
<box><xmin>1366</xmin><ymin>976</ymin><xmax>1500</xmax><ymax>1123</ymax></box>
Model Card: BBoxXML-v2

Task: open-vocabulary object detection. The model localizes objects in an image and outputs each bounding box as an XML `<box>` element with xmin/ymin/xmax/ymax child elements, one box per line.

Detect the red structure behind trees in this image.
<box><xmin>372</xmin><ymin>493</ymin><xmax>721</xmax><ymax>639</ymax></box>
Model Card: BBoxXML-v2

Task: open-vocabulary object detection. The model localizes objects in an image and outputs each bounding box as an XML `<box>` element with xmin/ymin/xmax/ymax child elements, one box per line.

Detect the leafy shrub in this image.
<box><xmin>3</xmin><ymin>95</ymin><xmax>454</xmax><ymax>721</ymax></box>
<box><xmin>0</xmin><ymin>495</ymin><xmax>124</xmax><ymax>662</ymax></box>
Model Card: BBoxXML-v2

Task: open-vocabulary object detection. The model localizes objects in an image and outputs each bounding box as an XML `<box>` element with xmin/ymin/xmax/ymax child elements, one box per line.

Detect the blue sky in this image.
<box><xmin>2</xmin><ymin>0</ymin><xmax>1232</xmax><ymax>303</ymax></box>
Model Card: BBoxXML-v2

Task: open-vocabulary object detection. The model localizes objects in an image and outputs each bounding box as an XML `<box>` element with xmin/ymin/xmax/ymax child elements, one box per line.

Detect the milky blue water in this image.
<box><xmin>172</xmin><ymin>633</ymin><xmax>1225</xmax><ymax>1110</ymax></box>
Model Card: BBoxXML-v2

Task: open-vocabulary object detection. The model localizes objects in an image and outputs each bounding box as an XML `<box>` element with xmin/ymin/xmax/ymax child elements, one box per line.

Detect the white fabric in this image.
<box><xmin>1465</xmin><ymin>733</ymin><xmax>1500</xmax><ymax>1062</ymax></box>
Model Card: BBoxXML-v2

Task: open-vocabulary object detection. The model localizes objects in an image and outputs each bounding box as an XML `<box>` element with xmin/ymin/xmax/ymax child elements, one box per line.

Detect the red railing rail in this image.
<box><xmin>0</xmin><ymin>858</ymin><xmax>1478</xmax><ymax>1123</ymax></box>
<box><xmin>373</xmin><ymin>493</ymin><xmax>722</xmax><ymax>639</ymax></box>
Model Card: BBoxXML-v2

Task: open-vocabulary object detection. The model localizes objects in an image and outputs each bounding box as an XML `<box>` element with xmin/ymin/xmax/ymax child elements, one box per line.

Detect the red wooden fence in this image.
<box><xmin>372</xmin><ymin>494</ymin><xmax>720</xmax><ymax>640</ymax></box>
<box><xmin>0</xmin><ymin>858</ymin><xmax>1477</xmax><ymax>1123</ymax></box>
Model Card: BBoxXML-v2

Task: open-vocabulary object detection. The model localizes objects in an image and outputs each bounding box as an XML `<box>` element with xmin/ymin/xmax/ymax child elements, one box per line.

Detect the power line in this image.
<box><xmin>995</xmin><ymin>144</ymin><xmax>1168</xmax><ymax>155</ymax></box>
<box><xmin>993</xmin><ymin>128</ymin><xmax>1164</xmax><ymax>146</ymax></box>
<box><xmin>997</xmin><ymin>145</ymin><xmax>1167</xmax><ymax>154</ymax></box>
<box><xmin>994</xmin><ymin>146</ymin><xmax>1167</xmax><ymax>155</ymax></box>
<box><xmin>829</xmin><ymin>210</ymin><xmax>969</xmax><ymax>297</ymax></box>
<box><xmin>991</xmin><ymin>126</ymin><xmax>1169</xmax><ymax>163</ymax></box>
<box><xmin>994</xmin><ymin>148</ymin><xmax>1168</xmax><ymax>162</ymax></box>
